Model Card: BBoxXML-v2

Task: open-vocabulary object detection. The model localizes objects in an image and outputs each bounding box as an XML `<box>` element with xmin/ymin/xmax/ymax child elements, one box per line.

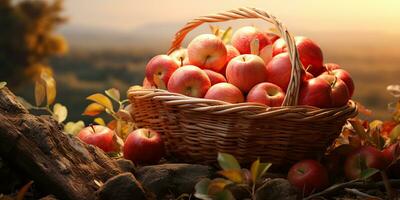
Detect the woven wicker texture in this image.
<box><xmin>128</xmin><ymin>7</ymin><xmax>357</xmax><ymax>166</ymax></box>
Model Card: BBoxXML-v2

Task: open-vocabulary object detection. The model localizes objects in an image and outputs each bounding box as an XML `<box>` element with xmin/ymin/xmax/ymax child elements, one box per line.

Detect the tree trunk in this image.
<box><xmin>0</xmin><ymin>87</ymin><xmax>134</xmax><ymax>200</ymax></box>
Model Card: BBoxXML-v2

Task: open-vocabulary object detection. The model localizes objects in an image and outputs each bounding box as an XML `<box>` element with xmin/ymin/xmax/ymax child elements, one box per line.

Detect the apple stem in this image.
<box><xmin>90</xmin><ymin>124</ymin><xmax>96</xmax><ymax>133</ymax></box>
<box><xmin>179</xmin><ymin>58</ymin><xmax>183</xmax><ymax>67</ymax></box>
<box><xmin>331</xmin><ymin>76</ymin><xmax>338</xmax><ymax>88</ymax></box>
<box><xmin>305</xmin><ymin>65</ymin><xmax>312</xmax><ymax>73</ymax></box>
<box><xmin>146</xmin><ymin>130</ymin><xmax>152</xmax><ymax>138</ymax></box>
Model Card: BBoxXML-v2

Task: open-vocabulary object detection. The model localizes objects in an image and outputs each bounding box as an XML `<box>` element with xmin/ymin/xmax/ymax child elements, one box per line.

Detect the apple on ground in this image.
<box><xmin>77</xmin><ymin>125</ymin><xmax>120</xmax><ymax>153</ymax></box>
<box><xmin>288</xmin><ymin>160</ymin><xmax>329</xmax><ymax>195</ymax></box>
<box><xmin>123</xmin><ymin>128</ymin><xmax>165</xmax><ymax>164</ymax></box>
<box><xmin>272</xmin><ymin>36</ymin><xmax>324</xmax><ymax>76</ymax></box>
<box><xmin>145</xmin><ymin>55</ymin><xmax>179</xmax><ymax>87</ymax></box>
<box><xmin>231</xmin><ymin>26</ymin><xmax>270</xmax><ymax>54</ymax></box>
<box><xmin>246</xmin><ymin>82</ymin><xmax>285</xmax><ymax>107</ymax></box>
<box><xmin>298</xmin><ymin>74</ymin><xmax>350</xmax><ymax>108</ymax></box>
<box><xmin>344</xmin><ymin>146</ymin><xmax>387</xmax><ymax>180</ymax></box>
<box><xmin>322</xmin><ymin>69</ymin><xmax>355</xmax><ymax>97</ymax></box>
<box><xmin>219</xmin><ymin>45</ymin><xmax>240</xmax><ymax>76</ymax></box>
<box><xmin>167</xmin><ymin>65</ymin><xmax>211</xmax><ymax>98</ymax></box>
<box><xmin>226</xmin><ymin>54</ymin><xmax>267</xmax><ymax>93</ymax></box>
<box><xmin>204</xmin><ymin>82</ymin><xmax>244</xmax><ymax>104</ymax></box>
<box><xmin>187</xmin><ymin>34</ymin><xmax>227</xmax><ymax>72</ymax></box>
<box><xmin>203</xmin><ymin>69</ymin><xmax>226</xmax><ymax>85</ymax></box>
<box><xmin>169</xmin><ymin>48</ymin><xmax>190</xmax><ymax>67</ymax></box>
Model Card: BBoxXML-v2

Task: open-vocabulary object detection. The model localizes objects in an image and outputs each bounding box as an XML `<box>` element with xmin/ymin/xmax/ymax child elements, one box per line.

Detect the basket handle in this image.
<box><xmin>167</xmin><ymin>7</ymin><xmax>303</xmax><ymax>106</ymax></box>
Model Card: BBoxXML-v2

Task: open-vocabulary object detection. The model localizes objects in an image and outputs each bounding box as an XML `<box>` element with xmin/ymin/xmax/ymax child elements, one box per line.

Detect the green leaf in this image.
<box><xmin>0</xmin><ymin>82</ymin><xmax>6</xmax><ymax>89</ymax></box>
<box><xmin>257</xmin><ymin>163</ymin><xmax>272</xmax><ymax>180</ymax></box>
<box><xmin>390</xmin><ymin>124</ymin><xmax>400</xmax><ymax>141</ymax></box>
<box><xmin>64</xmin><ymin>121</ymin><xmax>85</xmax><ymax>135</ymax></box>
<box><xmin>215</xmin><ymin>189</ymin><xmax>236</xmax><ymax>200</ymax></box>
<box><xmin>218</xmin><ymin>169</ymin><xmax>243</xmax><ymax>183</ymax></box>
<box><xmin>53</xmin><ymin>103</ymin><xmax>68</xmax><ymax>123</ymax></box>
<box><xmin>105</xmin><ymin>88</ymin><xmax>120</xmax><ymax>102</ymax></box>
<box><xmin>87</xmin><ymin>93</ymin><xmax>114</xmax><ymax>113</ymax></box>
<box><xmin>195</xmin><ymin>178</ymin><xmax>211</xmax><ymax>196</ymax></box>
<box><xmin>217</xmin><ymin>152</ymin><xmax>241</xmax><ymax>170</ymax></box>
<box><xmin>16</xmin><ymin>96</ymin><xmax>34</xmax><ymax>109</ymax></box>
<box><xmin>360</xmin><ymin>168</ymin><xmax>379</xmax><ymax>180</ymax></box>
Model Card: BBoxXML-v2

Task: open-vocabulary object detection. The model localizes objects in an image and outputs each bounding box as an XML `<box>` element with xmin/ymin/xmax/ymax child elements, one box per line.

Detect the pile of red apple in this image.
<box><xmin>144</xmin><ymin>26</ymin><xmax>355</xmax><ymax>108</ymax></box>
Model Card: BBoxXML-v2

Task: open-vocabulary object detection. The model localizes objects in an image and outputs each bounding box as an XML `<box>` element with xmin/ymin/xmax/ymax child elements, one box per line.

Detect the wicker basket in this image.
<box><xmin>128</xmin><ymin>7</ymin><xmax>357</xmax><ymax>166</ymax></box>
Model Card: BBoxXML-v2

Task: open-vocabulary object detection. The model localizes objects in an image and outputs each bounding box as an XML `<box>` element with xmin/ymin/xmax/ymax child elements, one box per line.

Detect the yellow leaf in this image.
<box><xmin>116</xmin><ymin>109</ymin><xmax>133</xmax><ymax>122</ymax></box>
<box><xmin>83</xmin><ymin>103</ymin><xmax>105</xmax><ymax>116</ymax></box>
<box><xmin>53</xmin><ymin>103</ymin><xmax>68</xmax><ymax>123</ymax></box>
<box><xmin>207</xmin><ymin>178</ymin><xmax>232</xmax><ymax>196</ymax></box>
<box><xmin>86</xmin><ymin>93</ymin><xmax>114</xmax><ymax>113</ymax></box>
<box><xmin>250</xmin><ymin>159</ymin><xmax>260</xmax><ymax>182</ymax></box>
<box><xmin>217</xmin><ymin>169</ymin><xmax>243</xmax><ymax>183</ymax></box>
<box><xmin>40</xmin><ymin>72</ymin><xmax>56</xmax><ymax>106</ymax></box>
<box><xmin>209</xmin><ymin>25</ymin><xmax>219</xmax><ymax>35</ymax></box>
<box><xmin>105</xmin><ymin>88</ymin><xmax>120</xmax><ymax>102</ymax></box>
<box><xmin>221</xmin><ymin>27</ymin><xmax>233</xmax><ymax>44</ymax></box>
<box><xmin>94</xmin><ymin>117</ymin><xmax>106</xmax><ymax>126</ymax></box>
<box><xmin>0</xmin><ymin>82</ymin><xmax>6</xmax><ymax>89</ymax></box>
<box><xmin>64</xmin><ymin>121</ymin><xmax>85</xmax><ymax>135</ymax></box>
<box><xmin>34</xmin><ymin>80</ymin><xmax>46</xmax><ymax>106</ymax></box>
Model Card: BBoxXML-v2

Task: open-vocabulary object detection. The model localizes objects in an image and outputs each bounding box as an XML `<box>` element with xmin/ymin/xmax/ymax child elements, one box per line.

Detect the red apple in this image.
<box><xmin>204</xmin><ymin>83</ymin><xmax>244</xmax><ymax>103</ymax></box>
<box><xmin>324</xmin><ymin>63</ymin><xmax>341</xmax><ymax>71</ymax></box>
<box><xmin>167</xmin><ymin>65</ymin><xmax>211</xmax><ymax>97</ymax></box>
<box><xmin>288</xmin><ymin>160</ymin><xmax>329</xmax><ymax>195</ymax></box>
<box><xmin>187</xmin><ymin>34</ymin><xmax>227</xmax><ymax>72</ymax></box>
<box><xmin>246</xmin><ymin>82</ymin><xmax>285</xmax><ymax>107</ymax></box>
<box><xmin>203</xmin><ymin>69</ymin><xmax>226</xmax><ymax>85</ymax></box>
<box><xmin>272</xmin><ymin>36</ymin><xmax>324</xmax><ymax>76</ymax></box>
<box><xmin>123</xmin><ymin>128</ymin><xmax>165</xmax><ymax>164</ymax></box>
<box><xmin>226</xmin><ymin>54</ymin><xmax>267</xmax><ymax>93</ymax></box>
<box><xmin>142</xmin><ymin>77</ymin><xmax>156</xmax><ymax>89</ymax></box>
<box><xmin>219</xmin><ymin>45</ymin><xmax>240</xmax><ymax>76</ymax></box>
<box><xmin>319</xmin><ymin>74</ymin><xmax>350</xmax><ymax>107</ymax></box>
<box><xmin>259</xmin><ymin>45</ymin><xmax>273</xmax><ymax>64</ymax></box>
<box><xmin>77</xmin><ymin>125</ymin><xmax>119</xmax><ymax>152</ymax></box>
<box><xmin>169</xmin><ymin>48</ymin><xmax>190</xmax><ymax>67</ymax></box>
<box><xmin>266</xmin><ymin>32</ymin><xmax>280</xmax><ymax>44</ymax></box>
<box><xmin>265</xmin><ymin>52</ymin><xmax>292</xmax><ymax>92</ymax></box>
<box><xmin>322</xmin><ymin>69</ymin><xmax>355</xmax><ymax>98</ymax></box>
<box><xmin>344</xmin><ymin>146</ymin><xmax>387</xmax><ymax>180</ymax></box>
<box><xmin>145</xmin><ymin>55</ymin><xmax>179</xmax><ymax>87</ymax></box>
<box><xmin>231</xmin><ymin>26</ymin><xmax>270</xmax><ymax>54</ymax></box>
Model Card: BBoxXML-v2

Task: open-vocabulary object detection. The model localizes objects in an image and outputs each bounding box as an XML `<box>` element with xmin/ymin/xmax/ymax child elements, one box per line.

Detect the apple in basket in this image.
<box><xmin>169</xmin><ymin>48</ymin><xmax>190</xmax><ymax>67</ymax></box>
<box><xmin>204</xmin><ymin>82</ymin><xmax>244</xmax><ymax>103</ymax></box>
<box><xmin>167</xmin><ymin>65</ymin><xmax>211</xmax><ymax>98</ymax></box>
<box><xmin>246</xmin><ymin>82</ymin><xmax>285</xmax><ymax>107</ymax></box>
<box><xmin>344</xmin><ymin>146</ymin><xmax>386</xmax><ymax>180</ymax></box>
<box><xmin>187</xmin><ymin>34</ymin><xmax>227</xmax><ymax>72</ymax></box>
<box><xmin>265</xmin><ymin>52</ymin><xmax>292</xmax><ymax>92</ymax></box>
<box><xmin>219</xmin><ymin>44</ymin><xmax>240</xmax><ymax>76</ymax></box>
<box><xmin>272</xmin><ymin>36</ymin><xmax>324</xmax><ymax>76</ymax></box>
<box><xmin>203</xmin><ymin>69</ymin><xmax>226</xmax><ymax>86</ymax></box>
<box><xmin>145</xmin><ymin>55</ymin><xmax>179</xmax><ymax>88</ymax></box>
<box><xmin>226</xmin><ymin>54</ymin><xmax>267</xmax><ymax>93</ymax></box>
<box><xmin>259</xmin><ymin>44</ymin><xmax>273</xmax><ymax>65</ymax></box>
<box><xmin>77</xmin><ymin>125</ymin><xmax>119</xmax><ymax>153</ymax></box>
<box><xmin>298</xmin><ymin>74</ymin><xmax>350</xmax><ymax>108</ymax></box>
<box><xmin>231</xmin><ymin>26</ymin><xmax>270</xmax><ymax>54</ymax></box>
<box><xmin>288</xmin><ymin>160</ymin><xmax>329</xmax><ymax>195</ymax></box>
<box><xmin>322</xmin><ymin>68</ymin><xmax>355</xmax><ymax>98</ymax></box>
<box><xmin>123</xmin><ymin>128</ymin><xmax>165</xmax><ymax>164</ymax></box>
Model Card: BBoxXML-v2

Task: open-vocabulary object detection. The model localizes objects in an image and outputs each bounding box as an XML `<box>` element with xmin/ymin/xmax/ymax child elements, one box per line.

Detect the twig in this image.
<box><xmin>303</xmin><ymin>179</ymin><xmax>400</xmax><ymax>200</ymax></box>
<box><xmin>344</xmin><ymin>188</ymin><xmax>383</xmax><ymax>200</ymax></box>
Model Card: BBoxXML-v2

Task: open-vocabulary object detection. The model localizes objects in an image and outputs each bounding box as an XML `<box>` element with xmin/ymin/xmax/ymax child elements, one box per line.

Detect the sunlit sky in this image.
<box><xmin>64</xmin><ymin>0</ymin><xmax>400</xmax><ymax>33</ymax></box>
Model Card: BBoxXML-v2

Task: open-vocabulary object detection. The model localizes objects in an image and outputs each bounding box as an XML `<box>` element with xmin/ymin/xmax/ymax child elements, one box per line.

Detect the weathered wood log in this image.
<box><xmin>0</xmin><ymin>87</ymin><xmax>145</xmax><ymax>200</ymax></box>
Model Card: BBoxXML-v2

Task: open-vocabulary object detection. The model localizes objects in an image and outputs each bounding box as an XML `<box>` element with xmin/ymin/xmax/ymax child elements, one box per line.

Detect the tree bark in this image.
<box><xmin>0</xmin><ymin>87</ymin><xmax>133</xmax><ymax>200</ymax></box>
